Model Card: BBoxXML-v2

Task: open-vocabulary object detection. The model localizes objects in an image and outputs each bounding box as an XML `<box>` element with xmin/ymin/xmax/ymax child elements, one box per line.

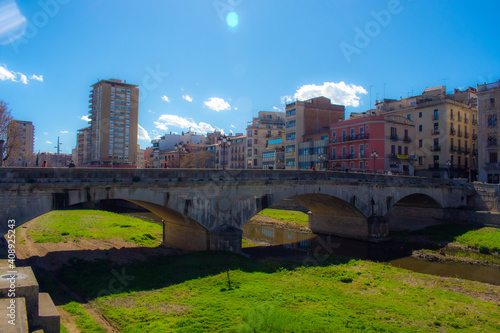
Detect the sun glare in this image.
<box><xmin>226</xmin><ymin>11</ymin><xmax>239</xmax><ymax>28</ymax></box>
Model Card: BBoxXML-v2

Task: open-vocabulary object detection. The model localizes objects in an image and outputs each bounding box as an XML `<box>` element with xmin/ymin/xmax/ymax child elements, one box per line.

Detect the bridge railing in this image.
<box><xmin>0</xmin><ymin>167</ymin><xmax>461</xmax><ymax>187</ymax></box>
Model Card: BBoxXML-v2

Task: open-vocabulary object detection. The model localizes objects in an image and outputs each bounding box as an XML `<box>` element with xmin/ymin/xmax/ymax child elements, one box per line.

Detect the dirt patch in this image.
<box><xmin>248</xmin><ymin>215</ymin><xmax>311</xmax><ymax>232</ymax></box>
<box><xmin>15</xmin><ymin>219</ymin><xmax>184</xmax><ymax>271</ymax></box>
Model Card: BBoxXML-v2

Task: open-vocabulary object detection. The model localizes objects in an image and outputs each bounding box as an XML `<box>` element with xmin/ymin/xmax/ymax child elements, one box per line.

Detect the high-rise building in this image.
<box><xmin>477</xmin><ymin>80</ymin><xmax>500</xmax><ymax>183</ymax></box>
<box><xmin>88</xmin><ymin>79</ymin><xmax>139</xmax><ymax>167</ymax></box>
<box><xmin>246</xmin><ymin>111</ymin><xmax>285</xmax><ymax>169</ymax></box>
<box><xmin>6</xmin><ymin>120</ymin><xmax>34</xmax><ymax>166</ymax></box>
<box><xmin>76</xmin><ymin>126</ymin><xmax>91</xmax><ymax>166</ymax></box>
<box><xmin>284</xmin><ymin>97</ymin><xmax>345</xmax><ymax>169</ymax></box>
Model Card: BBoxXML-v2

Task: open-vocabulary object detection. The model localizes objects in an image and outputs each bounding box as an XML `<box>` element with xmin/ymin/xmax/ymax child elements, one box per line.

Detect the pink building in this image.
<box><xmin>330</xmin><ymin>114</ymin><xmax>416</xmax><ymax>174</ymax></box>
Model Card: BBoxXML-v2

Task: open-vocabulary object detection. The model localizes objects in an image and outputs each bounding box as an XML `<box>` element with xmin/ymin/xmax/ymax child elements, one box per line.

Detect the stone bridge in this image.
<box><xmin>0</xmin><ymin>168</ymin><xmax>474</xmax><ymax>252</ymax></box>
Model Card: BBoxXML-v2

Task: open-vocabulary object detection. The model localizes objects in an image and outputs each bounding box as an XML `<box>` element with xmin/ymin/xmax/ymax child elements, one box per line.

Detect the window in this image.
<box><xmin>286</xmin><ymin>145</ymin><xmax>295</xmax><ymax>153</ymax></box>
<box><xmin>359</xmin><ymin>144</ymin><xmax>364</xmax><ymax>157</ymax></box>
<box><xmin>419</xmin><ymin>156</ymin><xmax>424</xmax><ymax>165</ymax></box>
<box><xmin>332</xmin><ymin>132</ymin><xmax>337</xmax><ymax>142</ymax></box>
<box><xmin>342</xmin><ymin>146</ymin><xmax>347</xmax><ymax>157</ymax></box>
<box><xmin>419</xmin><ymin>125</ymin><xmax>422</xmax><ymax>132</ymax></box>
<box><xmin>398</xmin><ymin>146</ymin><xmax>402</xmax><ymax>155</ymax></box>
<box><xmin>390</xmin><ymin>127</ymin><xmax>397</xmax><ymax>139</ymax></box>
<box><xmin>490</xmin><ymin>152</ymin><xmax>498</xmax><ymax>163</ymax></box>
<box><xmin>350</xmin><ymin>128</ymin><xmax>355</xmax><ymax>139</ymax></box>
<box><xmin>404</xmin><ymin>146</ymin><xmax>408</xmax><ymax>155</ymax></box>
<box><xmin>490</xmin><ymin>98</ymin><xmax>496</xmax><ymax>108</ymax></box>
<box><xmin>433</xmin><ymin>109</ymin><xmax>439</xmax><ymax>120</ymax></box>
<box><xmin>350</xmin><ymin>145</ymin><xmax>354</xmax><ymax>156</ymax></box>
<box><xmin>286</xmin><ymin>132</ymin><xmax>296</xmax><ymax>140</ymax></box>
<box><xmin>419</xmin><ymin>112</ymin><xmax>422</xmax><ymax>118</ymax></box>
<box><xmin>407</xmin><ymin>114</ymin><xmax>411</xmax><ymax>120</ymax></box>
<box><xmin>332</xmin><ymin>147</ymin><xmax>336</xmax><ymax>159</ymax></box>
<box><xmin>286</xmin><ymin>120</ymin><xmax>296</xmax><ymax>128</ymax></box>
<box><xmin>286</xmin><ymin>109</ymin><xmax>296</xmax><ymax>117</ymax></box>
<box><xmin>419</xmin><ymin>139</ymin><xmax>422</xmax><ymax>148</ymax></box>
<box><xmin>342</xmin><ymin>129</ymin><xmax>347</xmax><ymax>141</ymax></box>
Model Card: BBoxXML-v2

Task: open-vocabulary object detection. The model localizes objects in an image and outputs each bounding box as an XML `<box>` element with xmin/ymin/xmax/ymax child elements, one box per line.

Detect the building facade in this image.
<box><xmin>298</xmin><ymin>131</ymin><xmax>330</xmax><ymax>170</ymax></box>
<box><xmin>246</xmin><ymin>111</ymin><xmax>285</xmax><ymax>169</ymax></box>
<box><xmin>88</xmin><ymin>79</ymin><xmax>139</xmax><ymax>167</ymax></box>
<box><xmin>76</xmin><ymin>126</ymin><xmax>91</xmax><ymax>166</ymax></box>
<box><xmin>330</xmin><ymin>115</ymin><xmax>415</xmax><ymax>174</ymax></box>
<box><xmin>284</xmin><ymin>97</ymin><xmax>345</xmax><ymax>169</ymax></box>
<box><xmin>262</xmin><ymin>131</ymin><xmax>286</xmax><ymax>169</ymax></box>
<box><xmin>6</xmin><ymin>120</ymin><xmax>34</xmax><ymax>166</ymax></box>
<box><xmin>367</xmin><ymin>86</ymin><xmax>477</xmax><ymax>178</ymax></box>
<box><xmin>477</xmin><ymin>80</ymin><xmax>500</xmax><ymax>183</ymax></box>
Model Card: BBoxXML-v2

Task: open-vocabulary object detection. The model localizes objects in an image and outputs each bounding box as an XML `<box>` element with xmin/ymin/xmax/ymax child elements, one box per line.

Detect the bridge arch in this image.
<box><xmin>386</xmin><ymin>192</ymin><xmax>446</xmax><ymax>231</ymax></box>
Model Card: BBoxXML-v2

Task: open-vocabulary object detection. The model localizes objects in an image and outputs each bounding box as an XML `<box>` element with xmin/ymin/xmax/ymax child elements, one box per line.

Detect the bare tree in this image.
<box><xmin>180</xmin><ymin>149</ymin><xmax>215</xmax><ymax>168</ymax></box>
<box><xmin>0</xmin><ymin>101</ymin><xmax>29</xmax><ymax>166</ymax></box>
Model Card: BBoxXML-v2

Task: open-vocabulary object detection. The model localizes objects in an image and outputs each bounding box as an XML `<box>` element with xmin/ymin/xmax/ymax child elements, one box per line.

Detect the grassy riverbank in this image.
<box><xmin>251</xmin><ymin>208</ymin><xmax>309</xmax><ymax>229</ymax></box>
<box><xmin>42</xmin><ymin>251</ymin><xmax>500</xmax><ymax>332</ymax></box>
<box><xmin>26</xmin><ymin>210</ymin><xmax>162</xmax><ymax>247</ymax></box>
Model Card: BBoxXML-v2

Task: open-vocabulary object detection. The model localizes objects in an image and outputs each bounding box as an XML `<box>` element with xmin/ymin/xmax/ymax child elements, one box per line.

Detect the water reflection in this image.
<box><xmin>120</xmin><ymin>211</ymin><xmax>500</xmax><ymax>285</ymax></box>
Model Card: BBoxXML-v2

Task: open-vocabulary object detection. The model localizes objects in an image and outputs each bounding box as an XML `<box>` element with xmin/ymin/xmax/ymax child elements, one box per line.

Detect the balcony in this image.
<box><xmin>390</xmin><ymin>134</ymin><xmax>399</xmax><ymax>141</ymax></box>
<box><xmin>431</xmin><ymin>128</ymin><xmax>440</xmax><ymax>135</ymax></box>
<box><xmin>449</xmin><ymin>145</ymin><xmax>457</xmax><ymax>152</ymax></box>
<box><xmin>464</xmin><ymin>147</ymin><xmax>469</xmax><ymax>154</ymax></box>
<box><xmin>450</xmin><ymin>129</ymin><xmax>456</xmax><ymax>135</ymax></box>
<box><xmin>488</xmin><ymin>120</ymin><xmax>498</xmax><ymax>127</ymax></box>
<box><xmin>472</xmin><ymin>134</ymin><xmax>478</xmax><ymax>140</ymax></box>
<box><xmin>403</xmin><ymin>136</ymin><xmax>412</xmax><ymax>143</ymax></box>
<box><xmin>433</xmin><ymin>115</ymin><xmax>439</xmax><ymax>120</ymax></box>
<box><xmin>472</xmin><ymin>119</ymin><xmax>478</xmax><ymax>125</ymax></box>
<box><xmin>464</xmin><ymin>132</ymin><xmax>469</xmax><ymax>138</ymax></box>
<box><xmin>472</xmin><ymin>150</ymin><xmax>478</xmax><ymax>156</ymax></box>
<box><xmin>457</xmin><ymin>146</ymin><xmax>462</xmax><ymax>153</ymax></box>
<box><xmin>457</xmin><ymin>116</ymin><xmax>462</xmax><ymax>122</ymax></box>
<box><xmin>450</xmin><ymin>115</ymin><xmax>454</xmax><ymax>120</ymax></box>
<box><xmin>457</xmin><ymin>131</ymin><xmax>463</xmax><ymax>137</ymax></box>
<box><xmin>464</xmin><ymin>118</ymin><xmax>469</xmax><ymax>124</ymax></box>
<box><xmin>487</xmin><ymin>140</ymin><xmax>498</xmax><ymax>147</ymax></box>
<box><xmin>430</xmin><ymin>145</ymin><xmax>441</xmax><ymax>151</ymax></box>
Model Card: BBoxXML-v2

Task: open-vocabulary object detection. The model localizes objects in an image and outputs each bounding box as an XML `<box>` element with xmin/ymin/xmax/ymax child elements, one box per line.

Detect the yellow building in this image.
<box><xmin>368</xmin><ymin>86</ymin><xmax>478</xmax><ymax>178</ymax></box>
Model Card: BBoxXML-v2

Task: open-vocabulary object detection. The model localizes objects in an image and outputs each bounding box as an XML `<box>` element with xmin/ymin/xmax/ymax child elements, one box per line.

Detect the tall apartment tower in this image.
<box><xmin>477</xmin><ymin>80</ymin><xmax>500</xmax><ymax>183</ymax></box>
<box><xmin>246</xmin><ymin>111</ymin><xmax>285</xmax><ymax>169</ymax></box>
<box><xmin>76</xmin><ymin>126</ymin><xmax>91</xmax><ymax>166</ymax></box>
<box><xmin>284</xmin><ymin>96</ymin><xmax>345</xmax><ymax>169</ymax></box>
<box><xmin>6</xmin><ymin>120</ymin><xmax>34</xmax><ymax>166</ymax></box>
<box><xmin>88</xmin><ymin>79</ymin><xmax>139</xmax><ymax>167</ymax></box>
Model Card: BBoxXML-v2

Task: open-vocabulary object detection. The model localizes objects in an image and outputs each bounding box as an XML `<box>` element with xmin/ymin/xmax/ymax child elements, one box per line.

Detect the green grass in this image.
<box><xmin>27</xmin><ymin>210</ymin><xmax>162</xmax><ymax>247</ymax></box>
<box><xmin>46</xmin><ymin>251</ymin><xmax>500</xmax><ymax>332</ymax></box>
<box><xmin>390</xmin><ymin>224</ymin><xmax>481</xmax><ymax>243</ymax></box>
<box><xmin>84</xmin><ymin>256</ymin><xmax>500</xmax><ymax>333</ymax></box>
<box><xmin>62</xmin><ymin>302</ymin><xmax>106</xmax><ymax>333</ymax></box>
<box><xmin>256</xmin><ymin>209</ymin><xmax>309</xmax><ymax>227</ymax></box>
<box><xmin>455</xmin><ymin>227</ymin><xmax>500</xmax><ymax>253</ymax></box>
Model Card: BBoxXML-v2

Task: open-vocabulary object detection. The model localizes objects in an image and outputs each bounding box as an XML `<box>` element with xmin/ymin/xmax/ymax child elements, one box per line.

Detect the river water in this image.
<box><xmin>122</xmin><ymin>212</ymin><xmax>500</xmax><ymax>286</ymax></box>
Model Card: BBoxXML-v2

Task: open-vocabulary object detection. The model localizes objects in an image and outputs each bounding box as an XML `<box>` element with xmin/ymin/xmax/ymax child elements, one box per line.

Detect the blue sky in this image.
<box><xmin>1</xmin><ymin>0</ymin><xmax>499</xmax><ymax>153</ymax></box>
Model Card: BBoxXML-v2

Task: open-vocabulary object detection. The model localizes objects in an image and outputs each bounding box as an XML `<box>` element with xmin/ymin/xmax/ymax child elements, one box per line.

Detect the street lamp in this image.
<box><xmin>218</xmin><ymin>135</ymin><xmax>231</xmax><ymax>170</ymax></box>
<box><xmin>445</xmin><ymin>159</ymin><xmax>451</xmax><ymax>179</ymax></box>
<box><xmin>370</xmin><ymin>150</ymin><xmax>378</xmax><ymax>174</ymax></box>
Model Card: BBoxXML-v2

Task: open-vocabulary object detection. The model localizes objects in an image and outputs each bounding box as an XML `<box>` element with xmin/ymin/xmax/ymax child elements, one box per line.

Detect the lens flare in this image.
<box><xmin>226</xmin><ymin>12</ymin><xmax>239</xmax><ymax>28</ymax></box>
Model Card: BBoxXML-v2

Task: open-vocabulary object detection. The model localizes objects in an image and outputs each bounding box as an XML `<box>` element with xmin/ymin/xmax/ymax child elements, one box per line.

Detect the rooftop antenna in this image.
<box><xmin>369</xmin><ymin>84</ymin><xmax>374</xmax><ymax>109</ymax></box>
<box><xmin>54</xmin><ymin>136</ymin><xmax>62</xmax><ymax>167</ymax></box>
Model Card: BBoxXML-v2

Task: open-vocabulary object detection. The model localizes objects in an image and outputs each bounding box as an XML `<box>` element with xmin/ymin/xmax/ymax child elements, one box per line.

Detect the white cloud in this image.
<box><xmin>0</xmin><ymin>64</ymin><xmax>42</xmax><ymax>84</ymax></box>
<box><xmin>0</xmin><ymin>0</ymin><xmax>26</xmax><ymax>45</ymax></box>
<box><xmin>234</xmin><ymin>107</ymin><xmax>238</xmax><ymax>110</ymax></box>
<box><xmin>203</xmin><ymin>97</ymin><xmax>231</xmax><ymax>112</ymax></box>
<box><xmin>17</xmin><ymin>73</ymin><xmax>27</xmax><ymax>84</ymax></box>
<box><xmin>138</xmin><ymin>125</ymin><xmax>151</xmax><ymax>141</ymax></box>
<box><xmin>0</xmin><ymin>64</ymin><xmax>16</xmax><ymax>81</ymax></box>
<box><xmin>230</xmin><ymin>124</ymin><xmax>236</xmax><ymax>128</ymax></box>
<box><xmin>161</xmin><ymin>95</ymin><xmax>171</xmax><ymax>103</ymax></box>
<box><xmin>294</xmin><ymin>81</ymin><xmax>367</xmax><ymax>107</ymax></box>
<box><xmin>182</xmin><ymin>94</ymin><xmax>193</xmax><ymax>102</ymax></box>
<box><xmin>60</xmin><ymin>130</ymin><xmax>69</xmax><ymax>134</ymax></box>
<box><xmin>280</xmin><ymin>95</ymin><xmax>293</xmax><ymax>104</ymax></box>
<box><xmin>30</xmin><ymin>74</ymin><xmax>43</xmax><ymax>82</ymax></box>
<box><xmin>43</xmin><ymin>132</ymin><xmax>48</xmax><ymax>135</ymax></box>
<box><xmin>80</xmin><ymin>115</ymin><xmax>91</xmax><ymax>122</ymax></box>
<box><xmin>273</xmin><ymin>106</ymin><xmax>282</xmax><ymax>112</ymax></box>
<box><xmin>154</xmin><ymin>114</ymin><xmax>216</xmax><ymax>135</ymax></box>
<box><xmin>46</xmin><ymin>141</ymin><xmax>52</xmax><ymax>144</ymax></box>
